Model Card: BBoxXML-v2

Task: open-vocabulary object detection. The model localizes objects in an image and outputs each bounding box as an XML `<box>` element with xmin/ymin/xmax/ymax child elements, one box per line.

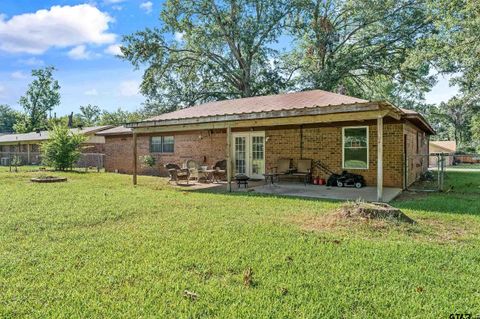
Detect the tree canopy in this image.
<box><xmin>122</xmin><ymin>0</ymin><xmax>296</xmax><ymax>112</ymax></box>
<box><xmin>14</xmin><ymin>67</ymin><xmax>60</xmax><ymax>133</ymax></box>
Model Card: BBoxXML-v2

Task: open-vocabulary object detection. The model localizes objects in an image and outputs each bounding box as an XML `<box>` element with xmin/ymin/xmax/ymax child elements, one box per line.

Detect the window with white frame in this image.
<box><xmin>343</xmin><ymin>127</ymin><xmax>368</xmax><ymax>169</ymax></box>
<box><xmin>150</xmin><ymin>136</ymin><xmax>174</xmax><ymax>153</ymax></box>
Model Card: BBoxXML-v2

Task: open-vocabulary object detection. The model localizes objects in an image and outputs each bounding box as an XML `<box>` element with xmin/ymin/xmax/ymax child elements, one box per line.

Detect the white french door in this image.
<box><xmin>233</xmin><ymin>131</ymin><xmax>265</xmax><ymax>179</ymax></box>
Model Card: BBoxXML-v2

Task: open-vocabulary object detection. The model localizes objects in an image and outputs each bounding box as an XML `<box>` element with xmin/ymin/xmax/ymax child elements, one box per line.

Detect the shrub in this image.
<box><xmin>42</xmin><ymin>125</ymin><xmax>86</xmax><ymax>170</ymax></box>
<box><xmin>141</xmin><ymin>155</ymin><xmax>156</xmax><ymax>168</ymax></box>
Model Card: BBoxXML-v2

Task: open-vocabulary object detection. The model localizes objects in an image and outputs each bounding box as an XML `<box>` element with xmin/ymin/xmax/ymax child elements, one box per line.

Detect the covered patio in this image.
<box><xmin>125</xmin><ymin>90</ymin><xmax>433</xmax><ymax>202</ymax></box>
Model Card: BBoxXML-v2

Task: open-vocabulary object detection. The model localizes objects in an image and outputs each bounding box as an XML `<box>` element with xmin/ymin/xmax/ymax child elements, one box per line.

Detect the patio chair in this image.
<box><xmin>165</xmin><ymin>163</ymin><xmax>190</xmax><ymax>184</ymax></box>
<box><xmin>212</xmin><ymin>159</ymin><xmax>227</xmax><ymax>182</ymax></box>
<box><xmin>272</xmin><ymin>158</ymin><xmax>292</xmax><ymax>175</ymax></box>
<box><xmin>186</xmin><ymin>159</ymin><xmax>207</xmax><ymax>182</ymax></box>
<box><xmin>291</xmin><ymin>159</ymin><xmax>312</xmax><ymax>185</ymax></box>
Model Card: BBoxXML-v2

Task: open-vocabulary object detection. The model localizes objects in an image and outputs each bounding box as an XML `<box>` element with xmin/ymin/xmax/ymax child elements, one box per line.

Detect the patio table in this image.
<box><xmin>263</xmin><ymin>172</ymin><xmax>279</xmax><ymax>185</ymax></box>
<box><xmin>203</xmin><ymin>169</ymin><xmax>216</xmax><ymax>183</ymax></box>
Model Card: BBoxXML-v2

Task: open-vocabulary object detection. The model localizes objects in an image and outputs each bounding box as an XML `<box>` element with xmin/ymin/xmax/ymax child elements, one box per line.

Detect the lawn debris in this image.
<box><xmin>338</xmin><ymin>200</ymin><xmax>416</xmax><ymax>224</ymax></box>
<box><xmin>243</xmin><ymin>267</ymin><xmax>253</xmax><ymax>288</ymax></box>
<box><xmin>183</xmin><ymin>290</ymin><xmax>198</xmax><ymax>301</ymax></box>
<box><xmin>416</xmin><ymin>286</ymin><xmax>424</xmax><ymax>293</ymax></box>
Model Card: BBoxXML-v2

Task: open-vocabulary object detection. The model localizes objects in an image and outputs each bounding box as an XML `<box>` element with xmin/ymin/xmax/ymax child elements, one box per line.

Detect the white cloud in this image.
<box><xmin>84</xmin><ymin>89</ymin><xmax>99</xmax><ymax>96</ymax></box>
<box><xmin>68</xmin><ymin>45</ymin><xmax>96</xmax><ymax>60</ymax></box>
<box><xmin>140</xmin><ymin>1</ymin><xmax>153</xmax><ymax>14</ymax></box>
<box><xmin>0</xmin><ymin>85</ymin><xmax>6</xmax><ymax>97</ymax></box>
<box><xmin>0</xmin><ymin>4</ymin><xmax>116</xmax><ymax>54</ymax></box>
<box><xmin>11</xmin><ymin>71</ymin><xmax>28</xmax><ymax>79</ymax></box>
<box><xmin>104</xmin><ymin>44</ymin><xmax>123</xmax><ymax>56</ymax></box>
<box><xmin>18</xmin><ymin>57</ymin><xmax>44</xmax><ymax>66</ymax></box>
<box><xmin>174</xmin><ymin>31</ymin><xmax>185</xmax><ymax>42</ymax></box>
<box><xmin>120</xmin><ymin>80</ymin><xmax>140</xmax><ymax>97</ymax></box>
<box><xmin>111</xmin><ymin>5</ymin><xmax>123</xmax><ymax>11</ymax></box>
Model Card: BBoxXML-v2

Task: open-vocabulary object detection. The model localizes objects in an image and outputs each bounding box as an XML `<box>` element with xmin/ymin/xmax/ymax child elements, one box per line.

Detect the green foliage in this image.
<box><xmin>99</xmin><ymin>108</ymin><xmax>145</xmax><ymax>126</ymax></box>
<box><xmin>0</xmin><ymin>104</ymin><xmax>20</xmax><ymax>133</ymax></box>
<box><xmin>421</xmin><ymin>0</ymin><xmax>480</xmax><ymax>96</ymax></box>
<box><xmin>122</xmin><ymin>0</ymin><xmax>295</xmax><ymax>112</ymax></box>
<box><xmin>429</xmin><ymin>95</ymin><xmax>479</xmax><ymax>146</ymax></box>
<box><xmin>0</xmin><ymin>169</ymin><xmax>479</xmax><ymax>317</ymax></box>
<box><xmin>14</xmin><ymin>67</ymin><xmax>61</xmax><ymax>133</ymax></box>
<box><xmin>42</xmin><ymin>125</ymin><xmax>86</xmax><ymax>170</ymax></box>
<box><xmin>78</xmin><ymin>104</ymin><xmax>101</xmax><ymax>126</ymax></box>
<box><xmin>15</xmin><ymin>67</ymin><xmax>60</xmax><ymax>131</ymax></box>
<box><xmin>286</xmin><ymin>0</ymin><xmax>435</xmax><ymax>99</ymax></box>
<box><xmin>141</xmin><ymin>155</ymin><xmax>156</xmax><ymax>168</ymax></box>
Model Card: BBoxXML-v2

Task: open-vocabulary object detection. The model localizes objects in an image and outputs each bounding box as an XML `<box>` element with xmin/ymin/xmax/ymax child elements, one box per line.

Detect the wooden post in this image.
<box><xmin>226</xmin><ymin>126</ymin><xmax>232</xmax><ymax>192</ymax></box>
<box><xmin>26</xmin><ymin>144</ymin><xmax>30</xmax><ymax>164</ymax></box>
<box><xmin>132</xmin><ymin>132</ymin><xmax>138</xmax><ymax>185</ymax></box>
<box><xmin>377</xmin><ymin>116</ymin><xmax>383</xmax><ymax>202</ymax></box>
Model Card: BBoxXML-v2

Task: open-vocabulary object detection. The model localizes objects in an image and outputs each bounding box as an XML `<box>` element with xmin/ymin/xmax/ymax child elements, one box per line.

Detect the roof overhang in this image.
<box><xmin>403</xmin><ymin>113</ymin><xmax>436</xmax><ymax>135</ymax></box>
<box><xmin>126</xmin><ymin>102</ymin><xmax>399</xmax><ymax>129</ymax></box>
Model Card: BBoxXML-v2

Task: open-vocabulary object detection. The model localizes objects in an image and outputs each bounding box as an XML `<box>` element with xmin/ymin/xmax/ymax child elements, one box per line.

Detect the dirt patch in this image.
<box><xmin>30</xmin><ymin>176</ymin><xmax>67</xmax><ymax>183</ymax></box>
<box><xmin>337</xmin><ymin>201</ymin><xmax>416</xmax><ymax>224</ymax></box>
<box><xmin>287</xmin><ymin>201</ymin><xmax>478</xmax><ymax>244</ymax></box>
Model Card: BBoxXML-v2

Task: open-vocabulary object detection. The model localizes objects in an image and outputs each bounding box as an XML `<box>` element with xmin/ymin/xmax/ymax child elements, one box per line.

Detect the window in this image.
<box><xmin>150</xmin><ymin>136</ymin><xmax>174</xmax><ymax>153</ymax></box>
<box><xmin>343</xmin><ymin>127</ymin><xmax>369</xmax><ymax>169</ymax></box>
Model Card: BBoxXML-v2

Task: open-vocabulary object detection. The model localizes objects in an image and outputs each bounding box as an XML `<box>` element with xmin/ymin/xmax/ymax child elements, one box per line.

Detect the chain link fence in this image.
<box><xmin>406</xmin><ymin>153</ymin><xmax>446</xmax><ymax>192</ymax></box>
<box><xmin>75</xmin><ymin>153</ymin><xmax>105</xmax><ymax>171</ymax></box>
<box><xmin>1</xmin><ymin>152</ymin><xmax>105</xmax><ymax>171</ymax></box>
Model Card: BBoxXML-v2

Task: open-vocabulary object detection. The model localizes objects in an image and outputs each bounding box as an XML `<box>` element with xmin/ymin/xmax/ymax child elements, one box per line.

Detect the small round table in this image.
<box><xmin>263</xmin><ymin>173</ymin><xmax>279</xmax><ymax>185</ymax></box>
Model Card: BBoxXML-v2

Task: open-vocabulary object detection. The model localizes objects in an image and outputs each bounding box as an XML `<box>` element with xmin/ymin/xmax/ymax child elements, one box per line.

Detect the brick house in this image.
<box><xmin>100</xmin><ymin>90</ymin><xmax>434</xmax><ymax>201</ymax></box>
<box><xmin>0</xmin><ymin>126</ymin><xmax>112</xmax><ymax>165</ymax></box>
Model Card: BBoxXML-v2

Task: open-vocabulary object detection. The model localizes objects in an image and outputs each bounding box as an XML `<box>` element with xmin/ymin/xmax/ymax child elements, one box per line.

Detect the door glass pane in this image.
<box><xmin>251</xmin><ymin>136</ymin><xmax>264</xmax><ymax>176</ymax></box>
<box><xmin>235</xmin><ymin>137</ymin><xmax>246</xmax><ymax>174</ymax></box>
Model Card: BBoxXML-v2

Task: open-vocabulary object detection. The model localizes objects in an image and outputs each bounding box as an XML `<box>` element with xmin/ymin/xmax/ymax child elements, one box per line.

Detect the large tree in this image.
<box><xmin>14</xmin><ymin>67</ymin><xmax>60</xmax><ymax>133</ymax></box>
<box><xmin>284</xmin><ymin>0</ymin><xmax>435</xmax><ymax>100</ymax></box>
<box><xmin>421</xmin><ymin>0</ymin><xmax>480</xmax><ymax>99</ymax></box>
<box><xmin>430</xmin><ymin>95</ymin><xmax>480</xmax><ymax>146</ymax></box>
<box><xmin>122</xmin><ymin>0</ymin><xmax>295</xmax><ymax>113</ymax></box>
<box><xmin>78</xmin><ymin>104</ymin><xmax>101</xmax><ymax>126</ymax></box>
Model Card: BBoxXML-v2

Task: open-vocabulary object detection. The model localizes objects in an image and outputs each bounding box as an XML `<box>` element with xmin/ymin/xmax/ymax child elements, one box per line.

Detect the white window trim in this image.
<box><xmin>342</xmin><ymin>126</ymin><xmax>369</xmax><ymax>170</ymax></box>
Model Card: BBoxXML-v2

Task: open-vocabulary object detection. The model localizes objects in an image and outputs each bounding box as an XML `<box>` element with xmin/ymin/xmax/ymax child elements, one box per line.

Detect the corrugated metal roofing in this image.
<box><xmin>0</xmin><ymin>125</ymin><xmax>113</xmax><ymax>143</ymax></box>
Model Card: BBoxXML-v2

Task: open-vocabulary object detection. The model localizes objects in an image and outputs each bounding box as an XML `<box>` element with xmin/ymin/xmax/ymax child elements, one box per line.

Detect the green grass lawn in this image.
<box><xmin>1</xmin><ymin>167</ymin><xmax>480</xmax><ymax>318</ymax></box>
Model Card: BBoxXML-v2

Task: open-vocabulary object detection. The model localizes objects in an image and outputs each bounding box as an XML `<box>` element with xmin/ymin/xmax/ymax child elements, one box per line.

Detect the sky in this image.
<box><xmin>0</xmin><ymin>1</ymin><xmax>459</xmax><ymax>116</ymax></box>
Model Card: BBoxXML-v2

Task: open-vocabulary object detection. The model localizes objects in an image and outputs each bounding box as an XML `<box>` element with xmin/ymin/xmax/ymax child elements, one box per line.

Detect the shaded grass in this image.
<box><xmin>0</xmin><ymin>167</ymin><xmax>480</xmax><ymax>318</ymax></box>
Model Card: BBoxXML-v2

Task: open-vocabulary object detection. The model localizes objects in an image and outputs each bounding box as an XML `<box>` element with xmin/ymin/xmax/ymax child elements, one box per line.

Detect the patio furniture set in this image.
<box><xmin>264</xmin><ymin>158</ymin><xmax>312</xmax><ymax>186</ymax></box>
<box><xmin>165</xmin><ymin>159</ymin><xmax>226</xmax><ymax>184</ymax></box>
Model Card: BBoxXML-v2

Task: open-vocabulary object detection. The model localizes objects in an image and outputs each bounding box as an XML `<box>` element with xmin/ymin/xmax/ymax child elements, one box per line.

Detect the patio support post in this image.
<box><xmin>133</xmin><ymin>132</ymin><xmax>138</xmax><ymax>185</ymax></box>
<box><xmin>226</xmin><ymin>126</ymin><xmax>232</xmax><ymax>192</ymax></box>
<box><xmin>377</xmin><ymin>116</ymin><xmax>384</xmax><ymax>202</ymax></box>
<box><xmin>27</xmin><ymin>144</ymin><xmax>30</xmax><ymax>164</ymax></box>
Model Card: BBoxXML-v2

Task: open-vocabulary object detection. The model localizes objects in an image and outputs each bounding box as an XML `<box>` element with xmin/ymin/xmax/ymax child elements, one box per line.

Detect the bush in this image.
<box><xmin>141</xmin><ymin>155</ymin><xmax>156</xmax><ymax>168</ymax></box>
<box><xmin>42</xmin><ymin>125</ymin><xmax>86</xmax><ymax>170</ymax></box>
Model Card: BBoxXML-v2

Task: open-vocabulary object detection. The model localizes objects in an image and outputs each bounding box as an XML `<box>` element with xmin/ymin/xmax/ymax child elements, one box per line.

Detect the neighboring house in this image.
<box><xmin>429</xmin><ymin>140</ymin><xmax>457</xmax><ymax>167</ymax></box>
<box><xmin>104</xmin><ymin>89</ymin><xmax>434</xmax><ymax>201</ymax></box>
<box><xmin>0</xmin><ymin>126</ymin><xmax>113</xmax><ymax>165</ymax></box>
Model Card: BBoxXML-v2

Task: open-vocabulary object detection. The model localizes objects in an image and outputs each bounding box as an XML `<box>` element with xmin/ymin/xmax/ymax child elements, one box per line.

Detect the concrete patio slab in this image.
<box><xmin>252</xmin><ymin>183</ymin><xmax>402</xmax><ymax>202</ymax></box>
<box><xmin>179</xmin><ymin>179</ymin><xmax>402</xmax><ymax>202</ymax></box>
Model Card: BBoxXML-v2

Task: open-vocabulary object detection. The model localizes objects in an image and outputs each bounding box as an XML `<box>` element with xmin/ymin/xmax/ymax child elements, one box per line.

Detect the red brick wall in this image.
<box><xmin>264</xmin><ymin>122</ymin><xmax>404</xmax><ymax>188</ymax></box>
<box><xmin>104</xmin><ymin>130</ymin><xmax>227</xmax><ymax>176</ymax></box>
<box><xmin>404</xmin><ymin>122</ymin><xmax>429</xmax><ymax>186</ymax></box>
